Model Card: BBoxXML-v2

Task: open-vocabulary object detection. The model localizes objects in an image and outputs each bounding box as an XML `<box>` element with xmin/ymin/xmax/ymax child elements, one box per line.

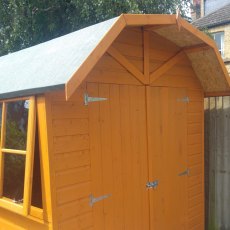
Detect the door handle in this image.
<box><xmin>178</xmin><ymin>168</ymin><xmax>190</xmax><ymax>177</ymax></box>
<box><xmin>146</xmin><ymin>180</ymin><xmax>159</xmax><ymax>189</ymax></box>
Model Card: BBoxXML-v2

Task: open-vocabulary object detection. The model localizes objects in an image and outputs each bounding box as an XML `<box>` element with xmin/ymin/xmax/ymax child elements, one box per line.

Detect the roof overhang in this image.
<box><xmin>66</xmin><ymin>14</ymin><xmax>230</xmax><ymax>99</ymax></box>
<box><xmin>0</xmin><ymin>14</ymin><xmax>229</xmax><ymax>99</ymax></box>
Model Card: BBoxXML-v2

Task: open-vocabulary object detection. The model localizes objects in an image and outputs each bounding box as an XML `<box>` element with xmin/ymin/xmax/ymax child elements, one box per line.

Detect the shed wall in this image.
<box><xmin>45</xmin><ymin>85</ymin><xmax>92</xmax><ymax>230</ymax></box>
<box><xmin>187</xmin><ymin>89</ymin><xmax>204</xmax><ymax>229</ymax></box>
<box><xmin>46</xmin><ymin>27</ymin><xmax>205</xmax><ymax>230</ymax></box>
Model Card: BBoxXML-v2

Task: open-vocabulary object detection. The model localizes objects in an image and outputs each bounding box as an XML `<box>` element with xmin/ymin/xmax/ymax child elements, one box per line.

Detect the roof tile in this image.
<box><xmin>193</xmin><ymin>3</ymin><xmax>230</xmax><ymax>28</ymax></box>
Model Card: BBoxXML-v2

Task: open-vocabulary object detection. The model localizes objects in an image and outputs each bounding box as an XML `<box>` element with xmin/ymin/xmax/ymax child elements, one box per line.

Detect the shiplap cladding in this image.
<box><xmin>204</xmin><ymin>0</ymin><xmax>230</xmax><ymax>15</ymax></box>
<box><xmin>46</xmin><ymin>26</ymin><xmax>206</xmax><ymax>230</ymax></box>
<box><xmin>48</xmin><ymin>85</ymin><xmax>93</xmax><ymax>230</ymax></box>
<box><xmin>204</xmin><ymin>96</ymin><xmax>230</xmax><ymax>230</ymax></box>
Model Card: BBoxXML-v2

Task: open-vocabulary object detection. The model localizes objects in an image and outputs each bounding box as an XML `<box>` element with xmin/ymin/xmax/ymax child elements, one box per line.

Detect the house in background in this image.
<box><xmin>192</xmin><ymin>1</ymin><xmax>230</xmax><ymax>75</ymax></box>
<box><xmin>191</xmin><ymin>0</ymin><xmax>230</xmax><ymax>20</ymax></box>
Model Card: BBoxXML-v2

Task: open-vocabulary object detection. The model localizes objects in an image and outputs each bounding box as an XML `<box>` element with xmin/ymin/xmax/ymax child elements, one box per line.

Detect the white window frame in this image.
<box><xmin>213</xmin><ymin>31</ymin><xmax>224</xmax><ymax>57</ymax></box>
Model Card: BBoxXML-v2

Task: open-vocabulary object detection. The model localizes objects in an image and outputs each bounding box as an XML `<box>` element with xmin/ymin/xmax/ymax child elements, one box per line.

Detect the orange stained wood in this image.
<box><xmin>176</xmin><ymin>9</ymin><xmax>182</xmax><ymax>31</ymax></box>
<box><xmin>88</xmin><ymin>82</ymin><xmax>149</xmax><ymax>230</ymax></box>
<box><xmin>150</xmin><ymin>50</ymin><xmax>185</xmax><ymax>84</ymax></box>
<box><xmin>65</xmin><ymin>15</ymin><xmax>127</xmax><ymax>100</ymax></box>
<box><xmin>23</xmin><ymin>96</ymin><xmax>36</xmax><ymax>215</ymax></box>
<box><xmin>187</xmin><ymin>90</ymin><xmax>204</xmax><ymax>229</ymax></box>
<box><xmin>205</xmin><ymin>91</ymin><xmax>230</xmax><ymax>97</ymax></box>
<box><xmin>143</xmin><ymin>30</ymin><xmax>150</xmax><ymax>81</ymax></box>
<box><xmin>47</xmin><ymin>84</ymin><xmax>94</xmax><ymax>229</ymax></box>
<box><xmin>0</xmin><ymin>102</ymin><xmax>6</xmax><ymax>197</ymax></box>
<box><xmin>147</xmin><ymin>87</ymin><xmax>188</xmax><ymax>230</ymax></box>
<box><xmin>183</xmin><ymin>44</ymin><xmax>210</xmax><ymax>54</ymax></box>
<box><xmin>123</xmin><ymin>14</ymin><xmax>177</xmax><ymax>26</ymax></box>
<box><xmin>86</xmin><ymin>83</ymin><xmax>104</xmax><ymax>230</ymax></box>
<box><xmin>0</xmin><ymin>96</ymin><xmax>54</xmax><ymax>229</ymax></box>
<box><xmin>42</xmin><ymin>93</ymin><xmax>64</xmax><ymax>229</ymax></box>
<box><xmin>65</xmin><ymin>14</ymin><xmax>230</xmax><ymax>100</ymax></box>
<box><xmin>107</xmin><ymin>46</ymin><xmax>147</xmax><ymax>84</ymax></box>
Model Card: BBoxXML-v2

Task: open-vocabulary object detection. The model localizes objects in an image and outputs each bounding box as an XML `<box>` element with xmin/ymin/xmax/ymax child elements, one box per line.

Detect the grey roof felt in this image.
<box><xmin>193</xmin><ymin>3</ymin><xmax>230</xmax><ymax>29</ymax></box>
<box><xmin>0</xmin><ymin>17</ymin><xmax>118</xmax><ymax>99</ymax></box>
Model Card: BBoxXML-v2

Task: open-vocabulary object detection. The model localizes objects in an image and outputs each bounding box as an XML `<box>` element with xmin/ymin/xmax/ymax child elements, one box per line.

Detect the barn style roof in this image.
<box><xmin>193</xmin><ymin>3</ymin><xmax>230</xmax><ymax>29</ymax></box>
<box><xmin>0</xmin><ymin>14</ymin><xmax>229</xmax><ymax>99</ymax></box>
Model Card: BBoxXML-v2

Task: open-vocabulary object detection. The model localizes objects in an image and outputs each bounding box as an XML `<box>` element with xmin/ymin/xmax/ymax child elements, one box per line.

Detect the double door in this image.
<box><xmin>88</xmin><ymin>83</ymin><xmax>188</xmax><ymax>230</ymax></box>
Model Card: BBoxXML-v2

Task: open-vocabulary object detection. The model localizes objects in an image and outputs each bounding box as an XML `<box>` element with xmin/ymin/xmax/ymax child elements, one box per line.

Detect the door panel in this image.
<box><xmin>88</xmin><ymin>83</ymin><xmax>149</xmax><ymax>230</ymax></box>
<box><xmin>147</xmin><ymin>87</ymin><xmax>188</xmax><ymax>230</ymax></box>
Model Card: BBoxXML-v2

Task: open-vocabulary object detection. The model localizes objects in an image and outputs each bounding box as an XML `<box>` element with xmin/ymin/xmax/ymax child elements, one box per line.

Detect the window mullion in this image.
<box><xmin>23</xmin><ymin>97</ymin><xmax>36</xmax><ymax>215</ymax></box>
<box><xmin>0</xmin><ymin>102</ymin><xmax>7</xmax><ymax>197</ymax></box>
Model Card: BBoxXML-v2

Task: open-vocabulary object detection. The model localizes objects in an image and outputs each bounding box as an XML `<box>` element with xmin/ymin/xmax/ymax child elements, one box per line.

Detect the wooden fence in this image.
<box><xmin>205</xmin><ymin>96</ymin><xmax>230</xmax><ymax>230</ymax></box>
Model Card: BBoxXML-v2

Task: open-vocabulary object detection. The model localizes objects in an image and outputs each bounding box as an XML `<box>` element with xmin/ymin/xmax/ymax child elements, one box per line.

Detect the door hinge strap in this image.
<box><xmin>177</xmin><ymin>96</ymin><xmax>189</xmax><ymax>103</ymax></box>
<box><xmin>89</xmin><ymin>194</ymin><xmax>111</xmax><ymax>207</ymax></box>
<box><xmin>84</xmin><ymin>93</ymin><xmax>108</xmax><ymax>105</ymax></box>
<box><xmin>178</xmin><ymin>168</ymin><xmax>190</xmax><ymax>177</ymax></box>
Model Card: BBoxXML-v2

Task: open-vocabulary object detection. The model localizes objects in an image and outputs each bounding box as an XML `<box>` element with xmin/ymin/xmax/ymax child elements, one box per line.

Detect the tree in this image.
<box><xmin>0</xmin><ymin>0</ymin><xmax>192</xmax><ymax>56</ymax></box>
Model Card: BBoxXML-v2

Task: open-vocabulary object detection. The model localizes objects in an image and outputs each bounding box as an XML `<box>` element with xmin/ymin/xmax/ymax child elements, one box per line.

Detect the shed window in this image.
<box><xmin>213</xmin><ymin>32</ymin><xmax>224</xmax><ymax>57</ymax></box>
<box><xmin>0</xmin><ymin>97</ymin><xmax>42</xmax><ymax>216</ymax></box>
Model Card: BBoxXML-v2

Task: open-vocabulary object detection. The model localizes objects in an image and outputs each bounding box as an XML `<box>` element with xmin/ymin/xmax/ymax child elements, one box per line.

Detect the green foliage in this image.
<box><xmin>0</xmin><ymin>0</ymin><xmax>192</xmax><ymax>56</ymax></box>
<box><xmin>5</xmin><ymin>120</ymin><xmax>27</xmax><ymax>150</ymax></box>
<box><xmin>5</xmin><ymin>100</ymin><xmax>28</xmax><ymax>150</ymax></box>
<box><xmin>201</xmin><ymin>27</ymin><xmax>214</xmax><ymax>39</ymax></box>
<box><xmin>3</xmin><ymin>154</ymin><xmax>25</xmax><ymax>202</ymax></box>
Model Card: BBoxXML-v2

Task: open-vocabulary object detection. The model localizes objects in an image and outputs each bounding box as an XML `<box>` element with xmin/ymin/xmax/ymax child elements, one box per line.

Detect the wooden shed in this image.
<box><xmin>0</xmin><ymin>14</ymin><xmax>229</xmax><ymax>230</ymax></box>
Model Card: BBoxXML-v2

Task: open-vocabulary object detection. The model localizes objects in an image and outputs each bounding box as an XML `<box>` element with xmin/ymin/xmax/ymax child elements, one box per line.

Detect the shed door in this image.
<box><xmin>88</xmin><ymin>83</ymin><xmax>149</xmax><ymax>230</ymax></box>
<box><xmin>147</xmin><ymin>87</ymin><xmax>188</xmax><ymax>230</ymax></box>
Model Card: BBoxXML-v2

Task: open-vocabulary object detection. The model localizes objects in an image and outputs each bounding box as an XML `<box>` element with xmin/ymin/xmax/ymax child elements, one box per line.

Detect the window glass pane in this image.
<box><xmin>3</xmin><ymin>153</ymin><xmax>26</xmax><ymax>204</ymax></box>
<box><xmin>31</xmin><ymin>125</ymin><xmax>43</xmax><ymax>208</ymax></box>
<box><xmin>5</xmin><ymin>100</ymin><xmax>29</xmax><ymax>150</ymax></box>
<box><xmin>214</xmin><ymin>34</ymin><xmax>221</xmax><ymax>49</ymax></box>
<box><xmin>213</xmin><ymin>32</ymin><xmax>224</xmax><ymax>56</ymax></box>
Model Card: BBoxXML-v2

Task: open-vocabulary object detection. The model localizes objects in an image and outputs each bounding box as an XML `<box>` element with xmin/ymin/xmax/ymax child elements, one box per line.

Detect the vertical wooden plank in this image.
<box><xmin>136</xmin><ymin>86</ymin><xmax>149</xmax><ymax>230</ymax></box>
<box><xmin>38</xmin><ymin>95</ymin><xmax>57</xmax><ymax>228</ymax></box>
<box><xmin>120</xmin><ymin>85</ymin><xmax>133</xmax><ymax>230</ymax></box>
<box><xmin>216</xmin><ymin>97</ymin><xmax>223</xmax><ymax>228</ymax></box>
<box><xmin>204</xmin><ymin>97</ymin><xmax>209</xmax><ymax>230</ymax></box>
<box><xmin>222</xmin><ymin>97</ymin><xmax>230</xmax><ymax>227</ymax></box>
<box><xmin>87</xmin><ymin>83</ymin><xmax>104</xmax><ymax>230</ymax></box>
<box><xmin>207</xmin><ymin>97</ymin><xmax>217</xmax><ymax>229</ymax></box>
<box><xmin>147</xmin><ymin>87</ymin><xmax>167</xmax><ymax>229</ymax></box>
<box><xmin>143</xmin><ymin>30</ymin><xmax>150</xmax><ymax>83</ymax></box>
<box><xmin>98</xmin><ymin>84</ymin><xmax>114</xmax><ymax>229</ymax></box>
<box><xmin>0</xmin><ymin>102</ymin><xmax>6</xmax><ymax>197</ymax></box>
<box><xmin>109</xmin><ymin>84</ymin><xmax>124</xmax><ymax>229</ymax></box>
<box><xmin>128</xmin><ymin>85</ymin><xmax>149</xmax><ymax>230</ymax></box>
<box><xmin>23</xmin><ymin>96</ymin><xmax>36</xmax><ymax>215</ymax></box>
<box><xmin>200</xmin><ymin>92</ymin><xmax>205</xmax><ymax>230</ymax></box>
<box><xmin>129</xmin><ymin>86</ymin><xmax>139</xmax><ymax>229</ymax></box>
<box><xmin>205</xmin><ymin>96</ymin><xmax>230</xmax><ymax>229</ymax></box>
<box><xmin>170</xmin><ymin>88</ymin><xmax>187</xmax><ymax>229</ymax></box>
